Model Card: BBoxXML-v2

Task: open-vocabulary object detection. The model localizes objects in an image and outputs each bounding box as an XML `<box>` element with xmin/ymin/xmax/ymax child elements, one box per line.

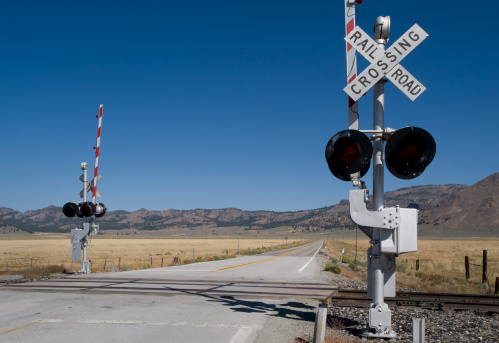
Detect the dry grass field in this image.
<box><xmin>326</xmin><ymin>238</ymin><xmax>499</xmax><ymax>294</ymax></box>
<box><xmin>0</xmin><ymin>235</ymin><xmax>302</xmax><ymax>273</ymax></box>
<box><xmin>2</xmin><ymin>234</ymin><xmax>498</xmax><ymax>295</ymax></box>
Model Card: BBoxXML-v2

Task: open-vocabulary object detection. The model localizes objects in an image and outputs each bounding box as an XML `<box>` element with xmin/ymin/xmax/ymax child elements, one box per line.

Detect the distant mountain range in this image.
<box><xmin>0</xmin><ymin>173</ymin><xmax>497</xmax><ymax>237</ymax></box>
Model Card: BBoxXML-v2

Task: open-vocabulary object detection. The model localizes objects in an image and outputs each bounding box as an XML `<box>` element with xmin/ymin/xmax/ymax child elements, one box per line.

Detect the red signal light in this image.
<box><xmin>398</xmin><ymin>142</ymin><xmax>421</xmax><ymax>160</ymax></box>
<box><xmin>80</xmin><ymin>202</ymin><xmax>96</xmax><ymax>217</ymax></box>
<box><xmin>337</xmin><ymin>138</ymin><xmax>361</xmax><ymax>163</ymax></box>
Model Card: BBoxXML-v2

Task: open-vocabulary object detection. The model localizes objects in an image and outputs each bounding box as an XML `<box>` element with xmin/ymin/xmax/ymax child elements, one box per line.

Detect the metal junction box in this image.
<box><xmin>379</xmin><ymin>208</ymin><xmax>417</xmax><ymax>254</ymax></box>
<box><xmin>349</xmin><ymin>189</ymin><xmax>418</xmax><ymax>255</ymax></box>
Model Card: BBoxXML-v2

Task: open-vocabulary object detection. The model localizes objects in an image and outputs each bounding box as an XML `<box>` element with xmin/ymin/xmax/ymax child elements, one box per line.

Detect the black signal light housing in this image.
<box><xmin>325</xmin><ymin>130</ymin><xmax>373</xmax><ymax>181</ymax></box>
<box><xmin>385</xmin><ymin>127</ymin><xmax>436</xmax><ymax>180</ymax></box>
<box><xmin>62</xmin><ymin>202</ymin><xmax>81</xmax><ymax>218</ymax></box>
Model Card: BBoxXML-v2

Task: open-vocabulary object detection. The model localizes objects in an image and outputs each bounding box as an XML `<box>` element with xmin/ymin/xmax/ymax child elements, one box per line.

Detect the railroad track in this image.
<box><xmin>1</xmin><ymin>277</ymin><xmax>338</xmax><ymax>299</ymax></box>
<box><xmin>328</xmin><ymin>289</ymin><xmax>499</xmax><ymax>313</ymax></box>
<box><xmin>4</xmin><ymin>278</ymin><xmax>498</xmax><ymax>313</ymax></box>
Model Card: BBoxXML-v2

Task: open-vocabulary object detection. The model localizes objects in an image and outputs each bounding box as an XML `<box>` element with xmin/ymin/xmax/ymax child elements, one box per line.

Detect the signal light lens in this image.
<box><xmin>62</xmin><ymin>202</ymin><xmax>81</xmax><ymax>218</ymax></box>
<box><xmin>80</xmin><ymin>202</ymin><xmax>96</xmax><ymax>217</ymax></box>
<box><xmin>398</xmin><ymin>141</ymin><xmax>421</xmax><ymax>160</ymax></box>
<box><xmin>95</xmin><ymin>203</ymin><xmax>107</xmax><ymax>218</ymax></box>
<box><xmin>385</xmin><ymin>127</ymin><xmax>436</xmax><ymax>179</ymax></box>
<box><xmin>337</xmin><ymin>137</ymin><xmax>361</xmax><ymax>163</ymax></box>
<box><xmin>325</xmin><ymin>130</ymin><xmax>373</xmax><ymax>181</ymax></box>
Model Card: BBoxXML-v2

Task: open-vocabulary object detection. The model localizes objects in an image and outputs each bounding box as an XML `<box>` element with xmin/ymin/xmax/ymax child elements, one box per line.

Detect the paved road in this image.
<box><xmin>1</xmin><ymin>240</ymin><xmax>335</xmax><ymax>342</ymax></box>
<box><xmin>82</xmin><ymin>238</ymin><xmax>328</xmax><ymax>283</ymax></box>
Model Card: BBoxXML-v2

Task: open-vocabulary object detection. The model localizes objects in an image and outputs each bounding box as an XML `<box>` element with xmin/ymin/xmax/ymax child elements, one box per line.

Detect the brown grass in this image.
<box><xmin>324</xmin><ymin>317</ymin><xmax>363</xmax><ymax>343</ymax></box>
<box><xmin>327</xmin><ymin>237</ymin><xmax>499</xmax><ymax>294</ymax></box>
<box><xmin>18</xmin><ymin>265</ymin><xmax>68</xmax><ymax>279</ymax></box>
<box><xmin>0</xmin><ymin>236</ymin><xmax>304</xmax><ymax>273</ymax></box>
<box><xmin>295</xmin><ymin>317</ymin><xmax>372</xmax><ymax>343</ymax></box>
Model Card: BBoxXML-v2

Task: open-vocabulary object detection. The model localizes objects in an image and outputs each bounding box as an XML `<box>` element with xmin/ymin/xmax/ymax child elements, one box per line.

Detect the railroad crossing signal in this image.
<box><xmin>63</xmin><ymin>106</ymin><xmax>105</xmax><ymax>273</ymax></box>
<box><xmin>344</xmin><ymin>23</ymin><xmax>428</xmax><ymax>101</ymax></box>
<box><xmin>63</xmin><ymin>161</ymin><xmax>106</xmax><ymax>270</ymax></box>
<box><xmin>327</xmin><ymin>9</ymin><xmax>436</xmax><ymax>338</ymax></box>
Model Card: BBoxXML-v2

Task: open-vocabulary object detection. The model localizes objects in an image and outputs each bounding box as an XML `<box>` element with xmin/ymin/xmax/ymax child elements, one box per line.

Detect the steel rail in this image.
<box><xmin>327</xmin><ymin>289</ymin><xmax>499</xmax><ymax>313</ymax></box>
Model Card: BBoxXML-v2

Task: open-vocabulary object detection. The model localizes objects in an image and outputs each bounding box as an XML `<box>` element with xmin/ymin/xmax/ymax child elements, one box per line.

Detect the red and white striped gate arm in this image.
<box><xmin>345</xmin><ymin>0</ymin><xmax>360</xmax><ymax>130</ymax></box>
<box><xmin>92</xmin><ymin>104</ymin><xmax>103</xmax><ymax>204</ymax></box>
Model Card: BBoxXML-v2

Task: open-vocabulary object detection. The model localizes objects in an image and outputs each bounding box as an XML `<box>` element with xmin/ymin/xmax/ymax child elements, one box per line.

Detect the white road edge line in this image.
<box><xmin>297</xmin><ymin>243</ymin><xmax>322</xmax><ymax>273</ymax></box>
<box><xmin>141</xmin><ymin>270</ymin><xmax>217</xmax><ymax>272</ymax></box>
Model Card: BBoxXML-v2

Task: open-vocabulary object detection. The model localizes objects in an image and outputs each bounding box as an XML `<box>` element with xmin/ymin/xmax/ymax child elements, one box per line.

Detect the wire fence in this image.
<box><xmin>0</xmin><ymin>241</ymin><xmax>303</xmax><ymax>274</ymax></box>
<box><xmin>0</xmin><ymin>255</ymin><xmax>217</xmax><ymax>273</ymax></box>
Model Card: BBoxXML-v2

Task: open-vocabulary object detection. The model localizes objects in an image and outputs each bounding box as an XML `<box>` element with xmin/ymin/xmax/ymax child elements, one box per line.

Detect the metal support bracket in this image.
<box><xmin>350</xmin><ymin>189</ymin><xmax>418</xmax><ymax>254</ymax></box>
<box><xmin>350</xmin><ymin>189</ymin><xmax>400</xmax><ymax>229</ymax></box>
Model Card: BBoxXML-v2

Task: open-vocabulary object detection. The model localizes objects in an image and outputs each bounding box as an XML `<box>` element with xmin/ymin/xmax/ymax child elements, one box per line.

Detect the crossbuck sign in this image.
<box><xmin>344</xmin><ymin>24</ymin><xmax>428</xmax><ymax>101</ymax></box>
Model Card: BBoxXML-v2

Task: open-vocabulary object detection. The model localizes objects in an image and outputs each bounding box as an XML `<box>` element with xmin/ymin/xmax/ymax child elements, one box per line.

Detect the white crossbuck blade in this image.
<box><xmin>344</xmin><ymin>24</ymin><xmax>428</xmax><ymax>101</ymax></box>
<box><xmin>78</xmin><ymin>175</ymin><xmax>102</xmax><ymax>198</ymax></box>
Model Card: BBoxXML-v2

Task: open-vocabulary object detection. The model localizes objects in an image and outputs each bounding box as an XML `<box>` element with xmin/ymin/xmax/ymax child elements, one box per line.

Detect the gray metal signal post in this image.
<box><xmin>325</xmin><ymin>4</ymin><xmax>435</xmax><ymax>339</ymax></box>
<box><xmin>367</xmin><ymin>16</ymin><xmax>396</xmax><ymax>338</ymax></box>
<box><xmin>350</xmin><ymin>17</ymin><xmax>423</xmax><ymax>339</ymax></box>
<box><xmin>70</xmin><ymin>162</ymin><xmax>101</xmax><ymax>273</ymax></box>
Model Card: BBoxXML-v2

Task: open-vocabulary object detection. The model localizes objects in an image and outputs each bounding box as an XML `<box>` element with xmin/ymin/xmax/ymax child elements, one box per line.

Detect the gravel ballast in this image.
<box><xmin>257</xmin><ymin>252</ymin><xmax>499</xmax><ymax>342</ymax></box>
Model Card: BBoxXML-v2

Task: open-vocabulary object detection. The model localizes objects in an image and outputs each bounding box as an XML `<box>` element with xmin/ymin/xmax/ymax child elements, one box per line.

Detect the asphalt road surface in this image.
<box><xmin>1</xmin><ymin>240</ymin><xmax>337</xmax><ymax>343</ymax></box>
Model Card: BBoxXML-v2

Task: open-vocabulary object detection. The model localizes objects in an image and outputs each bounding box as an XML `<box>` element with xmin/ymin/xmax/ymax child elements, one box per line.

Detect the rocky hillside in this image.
<box><xmin>0</xmin><ymin>173</ymin><xmax>497</xmax><ymax>237</ymax></box>
<box><xmin>418</xmin><ymin>173</ymin><xmax>499</xmax><ymax>236</ymax></box>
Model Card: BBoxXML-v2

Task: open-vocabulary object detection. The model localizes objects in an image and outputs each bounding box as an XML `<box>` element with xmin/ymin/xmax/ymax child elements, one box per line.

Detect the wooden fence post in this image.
<box><xmin>482</xmin><ymin>250</ymin><xmax>488</xmax><ymax>284</ymax></box>
<box><xmin>150</xmin><ymin>257</ymin><xmax>153</xmax><ymax>267</ymax></box>
<box><xmin>416</xmin><ymin>259</ymin><xmax>420</xmax><ymax>271</ymax></box>
<box><xmin>465</xmin><ymin>256</ymin><xmax>470</xmax><ymax>280</ymax></box>
<box><xmin>495</xmin><ymin>277</ymin><xmax>499</xmax><ymax>295</ymax></box>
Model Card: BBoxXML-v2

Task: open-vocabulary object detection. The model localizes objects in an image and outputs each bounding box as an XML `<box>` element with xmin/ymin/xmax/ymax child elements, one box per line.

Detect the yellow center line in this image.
<box><xmin>0</xmin><ymin>319</ymin><xmax>47</xmax><ymax>337</ymax></box>
<box><xmin>212</xmin><ymin>246</ymin><xmax>308</xmax><ymax>272</ymax></box>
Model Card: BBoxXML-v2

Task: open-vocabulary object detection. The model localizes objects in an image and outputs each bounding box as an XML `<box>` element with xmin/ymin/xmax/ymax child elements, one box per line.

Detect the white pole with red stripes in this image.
<box><xmin>345</xmin><ymin>0</ymin><xmax>360</xmax><ymax>131</ymax></box>
<box><xmin>92</xmin><ymin>104</ymin><xmax>103</xmax><ymax>204</ymax></box>
<box><xmin>344</xmin><ymin>0</ymin><xmax>363</xmax><ymax>184</ymax></box>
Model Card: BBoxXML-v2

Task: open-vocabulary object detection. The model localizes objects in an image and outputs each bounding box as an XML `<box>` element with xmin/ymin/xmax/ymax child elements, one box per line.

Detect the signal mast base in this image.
<box><xmin>71</xmin><ymin>221</ymin><xmax>99</xmax><ymax>274</ymax></box>
<box><xmin>361</xmin><ymin>328</ymin><xmax>397</xmax><ymax>340</ymax></box>
<box><xmin>80</xmin><ymin>260</ymin><xmax>92</xmax><ymax>274</ymax></box>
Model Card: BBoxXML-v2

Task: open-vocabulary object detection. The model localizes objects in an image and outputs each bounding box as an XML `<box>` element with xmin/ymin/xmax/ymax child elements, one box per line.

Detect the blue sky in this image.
<box><xmin>1</xmin><ymin>0</ymin><xmax>498</xmax><ymax>213</ymax></box>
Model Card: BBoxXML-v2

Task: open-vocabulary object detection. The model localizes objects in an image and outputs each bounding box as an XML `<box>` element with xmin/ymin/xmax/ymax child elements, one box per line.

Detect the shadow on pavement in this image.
<box><xmin>163</xmin><ymin>284</ymin><xmax>316</xmax><ymax>322</ymax></box>
<box><xmin>209</xmin><ymin>296</ymin><xmax>316</xmax><ymax>322</ymax></box>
